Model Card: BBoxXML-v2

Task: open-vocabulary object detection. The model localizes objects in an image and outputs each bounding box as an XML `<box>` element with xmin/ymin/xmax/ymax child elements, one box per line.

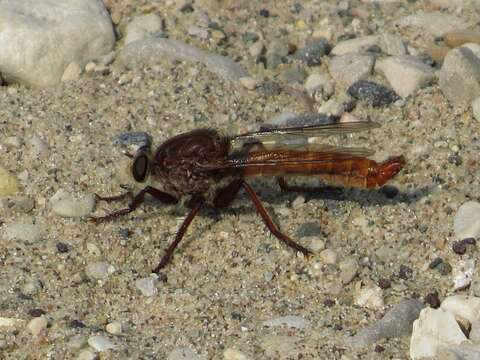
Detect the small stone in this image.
<box><xmin>295</xmin><ymin>222</ymin><xmax>321</xmax><ymax>237</ymax></box>
<box><xmin>354</xmin><ymin>286</ymin><xmax>384</xmax><ymax>309</ymax></box>
<box><xmin>425</xmin><ymin>291</ymin><xmax>441</xmax><ymax>308</ymax></box>
<box><xmin>67</xmin><ymin>334</ymin><xmax>86</xmax><ymax>349</ymax></box>
<box><xmin>320</xmin><ymin>249</ymin><xmax>337</xmax><ymax>264</ymax></box>
<box><xmin>452</xmin><ymin>240</ymin><xmax>467</xmax><ymax>255</ymax></box>
<box><xmin>50</xmin><ymin>189</ymin><xmax>95</xmax><ymax>218</ymax></box>
<box><xmin>125</xmin><ymin>13</ymin><xmax>163</xmax><ymax>45</ymax></box>
<box><xmin>452</xmin><ymin>259</ymin><xmax>476</xmax><ymax>291</ymax></box>
<box><xmin>84</xmin><ymin>62</ymin><xmax>96</xmax><ymax>73</ymax></box>
<box><xmin>438</xmin><ymin>47</ymin><xmax>480</xmax><ymax>105</ymax></box>
<box><xmin>378</xmin><ymin>278</ymin><xmax>391</xmax><ymax>289</ymax></box>
<box><xmin>223</xmin><ymin>348</ymin><xmax>252</xmax><ymax>360</ymax></box>
<box><xmin>77</xmin><ymin>349</ymin><xmax>97</xmax><ymax>360</ymax></box>
<box><xmin>4</xmin><ymin>222</ymin><xmax>44</xmax><ymax>242</ymax></box>
<box><xmin>339</xmin><ymin>258</ymin><xmax>358</xmax><ymax>284</ymax></box>
<box><xmin>454</xmin><ymin>201</ymin><xmax>480</xmax><ymax>239</ymax></box>
<box><xmin>295</xmin><ymin>38</ymin><xmax>331</xmax><ymax>66</ymax></box>
<box><xmin>393</xmin><ymin>12</ymin><xmax>470</xmax><ymax>36</ymax></box>
<box><xmin>309</xmin><ymin>237</ymin><xmax>325</xmax><ymax>252</ymax></box>
<box><xmin>399</xmin><ymin>264</ymin><xmax>413</xmax><ymax>280</ymax></box>
<box><xmin>61</xmin><ymin>62</ymin><xmax>82</xmax><ymax>82</ymax></box>
<box><xmin>57</xmin><ymin>242</ymin><xmax>69</xmax><ymax>253</ymax></box>
<box><xmin>410</xmin><ymin>307</ymin><xmax>467</xmax><ymax>359</ymax></box>
<box><xmin>239</xmin><ymin>76</ymin><xmax>261</xmax><ymax>90</ymax></box>
<box><xmin>375</xmin><ymin>55</ymin><xmax>435</xmax><ymax>98</ymax></box>
<box><xmin>259</xmin><ymin>9</ymin><xmax>269</xmax><ymax>17</ymax></box>
<box><xmin>347</xmin><ymin>80</ymin><xmax>399</xmax><ymax>107</ymax></box>
<box><xmin>28</xmin><ymin>309</ymin><xmax>46</xmax><ymax>317</ymax></box>
<box><xmin>135</xmin><ymin>276</ymin><xmax>158</xmax><ymax>297</ymax></box>
<box><xmin>85</xmin><ymin>261</ymin><xmax>111</xmax><ymax>280</ymax></box>
<box><xmin>381</xmin><ymin>185</ymin><xmax>399</xmax><ymax>199</ymax></box>
<box><xmin>0</xmin><ymin>167</ymin><xmax>18</xmax><ymax>196</ymax></box>
<box><xmin>331</xmin><ymin>35</ymin><xmax>380</xmax><ymax>56</ymax></box>
<box><xmin>88</xmin><ymin>335</ymin><xmax>115</xmax><ymax>352</ymax></box>
<box><xmin>106</xmin><ymin>321</ymin><xmax>122</xmax><ymax>335</ymax></box>
<box><xmin>27</xmin><ymin>316</ymin><xmax>47</xmax><ymax>336</ymax></box>
<box><xmin>168</xmin><ymin>347</ymin><xmax>202</xmax><ymax>360</ymax></box>
<box><xmin>329</xmin><ymin>54</ymin><xmax>374</xmax><ymax>88</ymax></box>
<box><xmin>248</xmin><ymin>41</ymin><xmax>264</xmax><ymax>57</ymax></box>
<box><xmin>304</xmin><ymin>73</ymin><xmax>334</xmax><ymax>98</ymax></box>
<box><xmin>429</xmin><ymin>257</ymin><xmax>443</xmax><ymax>269</ymax></box>
<box><xmin>441</xmin><ymin>295</ymin><xmax>480</xmax><ymax>324</ymax></box>
<box><xmin>437</xmin><ymin>261</ymin><xmax>452</xmax><ymax>276</ymax></box>
<box><xmin>262</xmin><ymin>315</ymin><xmax>308</xmax><ymax>329</ymax></box>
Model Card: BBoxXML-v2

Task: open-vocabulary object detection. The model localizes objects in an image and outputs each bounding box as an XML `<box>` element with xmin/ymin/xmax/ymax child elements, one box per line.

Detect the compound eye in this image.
<box><xmin>132</xmin><ymin>153</ymin><xmax>149</xmax><ymax>182</ymax></box>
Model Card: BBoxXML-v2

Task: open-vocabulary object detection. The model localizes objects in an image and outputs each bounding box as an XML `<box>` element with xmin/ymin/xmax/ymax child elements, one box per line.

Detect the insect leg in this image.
<box><xmin>90</xmin><ymin>186</ymin><xmax>178</xmax><ymax>223</ymax></box>
<box><xmin>213</xmin><ymin>179</ymin><xmax>243</xmax><ymax>208</ymax></box>
<box><xmin>241</xmin><ymin>181</ymin><xmax>312</xmax><ymax>257</ymax></box>
<box><xmin>153</xmin><ymin>199</ymin><xmax>204</xmax><ymax>273</ymax></box>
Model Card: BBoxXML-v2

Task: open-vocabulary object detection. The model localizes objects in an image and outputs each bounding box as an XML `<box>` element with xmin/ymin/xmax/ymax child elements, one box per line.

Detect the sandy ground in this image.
<box><xmin>1</xmin><ymin>0</ymin><xmax>479</xmax><ymax>359</ymax></box>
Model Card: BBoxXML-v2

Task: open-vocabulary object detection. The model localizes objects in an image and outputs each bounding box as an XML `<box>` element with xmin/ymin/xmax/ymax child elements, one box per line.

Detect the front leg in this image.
<box><xmin>91</xmin><ymin>186</ymin><xmax>178</xmax><ymax>223</ymax></box>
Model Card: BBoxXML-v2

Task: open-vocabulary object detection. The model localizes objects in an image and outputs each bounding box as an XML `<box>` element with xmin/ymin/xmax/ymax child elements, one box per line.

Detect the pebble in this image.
<box><xmin>425</xmin><ymin>291</ymin><xmax>441</xmax><ymax>309</ymax></box>
<box><xmin>223</xmin><ymin>348</ymin><xmax>252</xmax><ymax>360</ymax></box>
<box><xmin>317</xmin><ymin>99</ymin><xmax>344</xmax><ymax>117</ymax></box>
<box><xmin>328</xmin><ymin>54</ymin><xmax>374</xmax><ymax>88</ymax></box>
<box><xmin>3</xmin><ymin>196</ymin><xmax>35</xmax><ymax>214</ymax></box>
<box><xmin>375</xmin><ymin>56</ymin><xmax>435</xmax><ymax>98</ymax></box>
<box><xmin>77</xmin><ymin>349</ymin><xmax>97</xmax><ymax>360</ymax></box>
<box><xmin>452</xmin><ymin>240</ymin><xmax>467</xmax><ymax>255</ymax></box>
<box><xmin>410</xmin><ymin>307</ymin><xmax>467</xmax><ymax>359</ymax></box>
<box><xmin>0</xmin><ymin>0</ymin><xmax>114</xmax><ymax>87</ymax></box>
<box><xmin>279</xmin><ymin>67</ymin><xmax>307</xmax><ymax>84</ymax></box>
<box><xmin>452</xmin><ymin>259</ymin><xmax>476</xmax><ymax>291</ymax></box>
<box><xmin>308</xmin><ymin>237</ymin><xmax>325</xmax><ymax>252</ymax></box>
<box><xmin>238</xmin><ymin>76</ymin><xmax>261</xmax><ymax>90</ymax></box>
<box><xmin>27</xmin><ymin>316</ymin><xmax>47</xmax><ymax>336</ymax></box>
<box><xmin>119</xmin><ymin>38</ymin><xmax>248</xmax><ymax>82</ymax></box>
<box><xmin>248</xmin><ymin>41</ymin><xmax>264</xmax><ymax>58</ymax></box>
<box><xmin>339</xmin><ymin>258</ymin><xmax>358</xmax><ymax>284</ymax></box>
<box><xmin>331</xmin><ymin>34</ymin><xmax>406</xmax><ymax>56</ymax></box>
<box><xmin>354</xmin><ymin>285</ymin><xmax>384</xmax><ymax>309</ymax></box>
<box><xmin>453</xmin><ymin>201</ymin><xmax>480</xmax><ymax>239</ymax></box>
<box><xmin>320</xmin><ymin>249</ymin><xmax>337</xmax><ymax>264</ymax></box>
<box><xmin>304</xmin><ymin>73</ymin><xmax>334</xmax><ymax>99</ymax></box>
<box><xmin>87</xmin><ymin>335</ymin><xmax>115</xmax><ymax>352</ymax></box>
<box><xmin>168</xmin><ymin>347</ymin><xmax>203</xmax><ymax>360</ymax></box>
<box><xmin>50</xmin><ymin>189</ymin><xmax>95</xmax><ymax>218</ymax></box>
<box><xmin>441</xmin><ymin>295</ymin><xmax>480</xmax><ymax>324</ymax></box>
<box><xmin>262</xmin><ymin>315</ymin><xmax>309</xmax><ymax>329</ymax></box>
<box><xmin>0</xmin><ymin>167</ymin><xmax>19</xmax><ymax>196</ymax></box>
<box><xmin>444</xmin><ymin>30</ymin><xmax>480</xmax><ymax>48</ymax></box>
<box><xmin>112</xmin><ymin>131</ymin><xmax>152</xmax><ymax>148</ymax></box>
<box><xmin>393</xmin><ymin>12</ymin><xmax>470</xmax><ymax>36</ymax></box>
<box><xmin>4</xmin><ymin>222</ymin><xmax>44</xmax><ymax>242</ymax></box>
<box><xmin>472</xmin><ymin>97</ymin><xmax>480</xmax><ymax>121</ymax></box>
<box><xmin>125</xmin><ymin>13</ymin><xmax>163</xmax><ymax>45</ymax></box>
<box><xmin>61</xmin><ymin>62</ymin><xmax>82</xmax><ymax>82</ymax></box>
<box><xmin>295</xmin><ymin>38</ymin><xmax>331</xmax><ymax>66</ymax></box>
<box><xmin>135</xmin><ymin>276</ymin><xmax>158</xmax><ymax>297</ymax></box>
<box><xmin>438</xmin><ymin>47</ymin><xmax>480</xmax><ymax>105</ymax></box>
<box><xmin>106</xmin><ymin>321</ymin><xmax>122</xmax><ymax>335</ymax></box>
<box><xmin>67</xmin><ymin>334</ymin><xmax>87</xmax><ymax>349</ymax></box>
<box><xmin>85</xmin><ymin>261</ymin><xmax>113</xmax><ymax>280</ymax></box>
<box><xmin>347</xmin><ymin>298</ymin><xmax>424</xmax><ymax>348</ymax></box>
<box><xmin>461</xmin><ymin>43</ymin><xmax>480</xmax><ymax>59</ymax></box>
<box><xmin>347</xmin><ymin>80</ymin><xmax>399</xmax><ymax>107</ymax></box>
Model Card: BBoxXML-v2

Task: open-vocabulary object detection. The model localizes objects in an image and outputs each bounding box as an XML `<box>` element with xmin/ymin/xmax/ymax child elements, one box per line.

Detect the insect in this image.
<box><xmin>91</xmin><ymin>121</ymin><xmax>405</xmax><ymax>273</ymax></box>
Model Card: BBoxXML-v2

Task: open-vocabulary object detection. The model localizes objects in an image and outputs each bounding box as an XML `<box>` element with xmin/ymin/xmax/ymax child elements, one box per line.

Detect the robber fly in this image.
<box><xmin>91</xmin><ymin>121</ymin><xmax>405</xmax><ymax>273</ymax></box>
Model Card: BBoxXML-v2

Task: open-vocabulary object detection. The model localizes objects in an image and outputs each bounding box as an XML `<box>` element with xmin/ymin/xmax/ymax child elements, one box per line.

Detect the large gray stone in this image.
<box><xmin>0</xmin><ymin>0</ymin><xmax>115</xmax><ymax>88</ymax></box>
<box><xmin>439</xmin><ymin>47</ymin><xmax>480</xmax><ymax>105</ymax></box>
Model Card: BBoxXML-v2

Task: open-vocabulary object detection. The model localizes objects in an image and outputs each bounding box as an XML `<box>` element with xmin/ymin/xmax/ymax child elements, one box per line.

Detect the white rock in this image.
<box><xmin>461</xmin><ymin>43</ymin><xmax>480</xmax><ymax>60</ymax></box>
<box><xmin>317</xmin><ymin>99</ymin><xmax>344</xmax><ymax>117</ymax></box>
<box><xmin>168</xmin><ymin>347</ymin><xmax>203</xmax><ymax>360</ymax></box>
<box><xmin>452</xmin><ymin>259</ymin><xmax>476</xmax><ymax>291</ymax></box>
<box><xmin>380</xmin><ymin>34</ymin><xmax>407</xmax><ymax>57</ymax></box>
<box><xmin>125</xmin><ymin>13</ymin><xmax>163</xmax><ymax>45</ymax></box>
<box><xmin>375</xmin><ymin>56</ymin><xmax>435</xmax><ymax>98</ymax></box>
<box><xmin>0</xmin><ymin>167</ymin><xmax>18</xmax><ymax>196</ymax></box>
<box><xmin>85</xmin><ymin>261</ymin><xmax>112</xmax><ymax>280</ymax></box>
<box><xmin>329</xmin><ymin>54</ymin><xmax>374</xmax><ymax>88</ymax></box>
<box><xmin>0</xmin><ymin>0</ymin><xmax>115</xmax><ymax>87</ymax></box>
<box><xmin>77</xmin><ymin>349</ymin><xmax>97</xmax><ymax>360</ymax></box>
<box><xmin>454</xmin><ymin>201</ymin><xmax>480</xmax><ymax>239</ymax></box>
<box><xmin>262</xmin><ymin>315</ymin><xmax>309</xmax><ymax>329</ymax></box>
<box><xmin>331</xmin><ymin>34</ymin><xmax>405</xmax><ymax>56</ymax></box>
<box><xmin>339</xmin><ymin>258</ymin><xmax>358</xmax><ymax>284</ymax></box>
<box><xmin>106</xmin><ymin>321</ymin><xmax>122</xmax><ymax>335</ymax></box>
<box><xmin>393</xmin><ymin>12</ymin><xmax>470</xmax><ymax>36</ymax></box>
<box><xmin>410</xmin><ymin>307</ymin><xmax>468</xmax><ymax>360</ymax></box>
<box><xmin>135</xmin><ymin>276</ymin><xmax>158</xmax><ymax>297</ymax></box>
<box><xmin>304</xmin><ymin>73</ymin><xmax>334</xmax><ymax>98</ymax></box>
<box><xmin>308</xmin><ymin>237</ymin><xmax>325</xmax><ymax>252</ymax></box>
<box><xmin>4</xmin><ymin>223</ymin><xmax>44</xmax><ymax>242</ymax></box>
<box><xmin>67</xmin><ymin>334</ymin><xmax>87</xmax><ymax>349</ymax></box>
<box><xmin>50</xmin><ymin>189</ymin><xmax>95</xmax><ymax>218</ymax></box>
<box><xmin>354</xmin><ymin>286</ymin><xmax>384</xmax><ymax>309</ymax></box>
<box><xmin>437</xmin><ymin>344</ymin><xmax>480</xmax><ymax>360</ymax></box>
<box><xmin>441</xmin><ymin>295</ymin><xmax>480</xmax><ymax>324</ymax></box>
<box><xmin>27</xmin><ymin>316</ymin><xmax>47</xmax><ymax>336</ymax></box>
<box><xmin>223</xmin><ymin>348</ymin><xmax>253</xmax><ymax>360</ymax></box>
<box><xmin>438</xmin><ymin>47</ymin><xmax>480</xmax><ymax>105</ymax></box>
<box><xmin>249</xmin><ymin>41</ymin><xmax>264</xmax><ymax>58</ymax></box>
<box><xmin>320</xmin><ymin>249</ymin><xmax>337</xmax><ymax>264</ymax></box>
<box><xmin>0</xmin><ymin>317</ymin><xmax>23</xmax><ymax>327</ymax></box>
<box><xmin>88</xmin><ymin>335</ymin><xmax>115</xmax><ymax>352</ymax></box>
<box><xmin>61</xmin><ymin>62</ymin><xmax>82</xmax><ymax>82</ymax></box>
<box><xmin>472</xmin><ymin>97</ymin><xmax>480</xmax><ymax>122</ymax></box>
